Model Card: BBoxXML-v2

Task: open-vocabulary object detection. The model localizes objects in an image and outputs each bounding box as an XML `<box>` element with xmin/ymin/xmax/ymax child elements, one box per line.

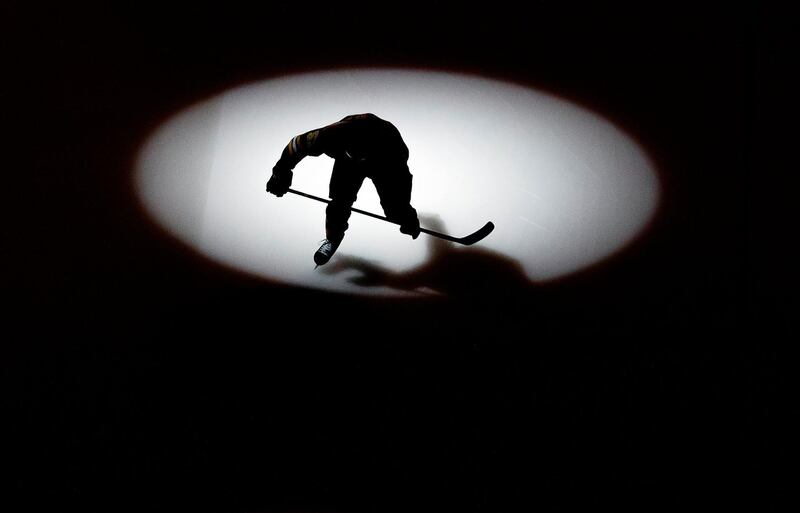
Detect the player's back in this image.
<box><xmin>328</xmin><ymin>113</ymin><xmax>409</xmax><ymax>162</ymax></box>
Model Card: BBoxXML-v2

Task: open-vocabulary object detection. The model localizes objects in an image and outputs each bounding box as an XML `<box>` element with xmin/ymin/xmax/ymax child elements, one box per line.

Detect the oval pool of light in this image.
<box><xmin>135</xmin><ymin>69</ymin><xmax>659</xmax><ymax>297</ymax></box>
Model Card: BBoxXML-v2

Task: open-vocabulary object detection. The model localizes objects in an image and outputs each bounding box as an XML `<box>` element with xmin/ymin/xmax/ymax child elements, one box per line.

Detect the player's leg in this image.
<box><xmin>326</xmin><ymin>159</ymin><xmax>366</xmax><ymax>241</ymax></box>
<box><xmin>371</xmin><ymin>162</ymin><xmax>420</xmax><ymax>238</ymax></box>
<box><xmin>316</xmin><ymin>160</ymin><xmax>366</xmax><ymax>265</ymax></box>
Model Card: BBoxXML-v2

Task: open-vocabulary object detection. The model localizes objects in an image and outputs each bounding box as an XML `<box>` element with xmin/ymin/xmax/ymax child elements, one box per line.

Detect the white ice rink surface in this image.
<box><xmin>135</xmin><ymin>69</ymin><xmax>660</xmax><ymax>297</ymax></box>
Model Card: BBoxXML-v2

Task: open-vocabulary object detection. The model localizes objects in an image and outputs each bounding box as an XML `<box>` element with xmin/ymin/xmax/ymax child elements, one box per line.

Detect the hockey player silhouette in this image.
<box><xmin>267</xmin><ymin>113</ymin><xmax>421</xmax><ymax>265</ymax></box>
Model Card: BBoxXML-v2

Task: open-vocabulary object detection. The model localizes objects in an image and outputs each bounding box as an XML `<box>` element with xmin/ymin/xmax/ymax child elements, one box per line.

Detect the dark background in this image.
<box><xmin>4</xmin><ymin>1</ymin><xmax>779</xmax><ymax>511</ymax></box>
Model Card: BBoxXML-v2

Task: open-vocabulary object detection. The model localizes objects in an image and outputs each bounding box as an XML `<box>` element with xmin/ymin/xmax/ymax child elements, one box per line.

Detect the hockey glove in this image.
<box><xmin>266</xmin><ymin>168</ymin><xmax>293</xmax><ymax>197</ymax></box>
<box><xmin>400</xmin><ymin>216</ymin><xmax>421</xmax><ymax>240</ymax></box>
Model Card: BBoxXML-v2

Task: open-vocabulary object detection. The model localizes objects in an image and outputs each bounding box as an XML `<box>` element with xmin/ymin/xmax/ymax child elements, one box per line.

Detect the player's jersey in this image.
<box><xmin>273</xmin><ymin>113</ymin><xmax>409</xmax><ymax>174</ymax></box>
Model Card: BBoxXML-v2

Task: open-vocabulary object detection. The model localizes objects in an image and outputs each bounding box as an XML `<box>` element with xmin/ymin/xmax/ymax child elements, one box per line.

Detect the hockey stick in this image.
<box><xmin>285</xmin><ymin>188</ymin><xmax>495</xmax><ymax>246</ymax></box>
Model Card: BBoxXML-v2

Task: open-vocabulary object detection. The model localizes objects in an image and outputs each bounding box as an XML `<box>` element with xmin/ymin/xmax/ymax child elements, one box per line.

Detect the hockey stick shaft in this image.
<box><xmin>285</xmin><ymin>188</ymin><xmax>493</xmax><ymax>245</ymax></box>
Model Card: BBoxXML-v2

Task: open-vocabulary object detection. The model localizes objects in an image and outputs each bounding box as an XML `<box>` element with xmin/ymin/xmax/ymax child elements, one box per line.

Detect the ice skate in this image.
<box><xmin>314</xmin><ymin>238</ymin><xmax>341</xmax><ymax>266</ymax></box>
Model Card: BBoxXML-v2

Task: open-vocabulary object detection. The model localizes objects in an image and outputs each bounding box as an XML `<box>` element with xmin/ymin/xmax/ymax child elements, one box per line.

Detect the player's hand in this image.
<box><xmin>400</xmin><ymin>217</ymin><xmax>421</xmax><ymax>239</ymax></box>
<box><xmin>266</xmin><ymin>169</ymin><xmax>292</xmax><ymax>197</ymax></box>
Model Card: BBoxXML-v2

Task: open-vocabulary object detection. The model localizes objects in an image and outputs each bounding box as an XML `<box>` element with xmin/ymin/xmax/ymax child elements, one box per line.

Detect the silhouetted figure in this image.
<box><xmin>322</xmin><ymin>215</ymin><xmax>531</xmax><ymax>297</ymax></box>
<box><xmin>267</xmin><ymin>113</ymin><xmax>421</xmax><ymax>265</ymax></box>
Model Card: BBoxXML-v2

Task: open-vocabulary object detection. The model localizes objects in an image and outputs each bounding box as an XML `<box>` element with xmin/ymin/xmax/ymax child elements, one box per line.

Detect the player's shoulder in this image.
<box><xmin>339</xmin><ymin>113</ymin><xmax>383</xmax><ymax>123</ymax></box>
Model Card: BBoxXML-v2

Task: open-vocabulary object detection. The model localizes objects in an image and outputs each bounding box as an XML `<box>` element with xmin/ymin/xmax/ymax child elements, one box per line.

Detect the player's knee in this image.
<box><xmin>382</xmin><ymin>205</ymin><xmax>402</xmax><ymax>222</ymax></box>
<box><xmin>327</xmin><ymin>199</ymin><xmax>352</xmax><ymax>213</ymax></box>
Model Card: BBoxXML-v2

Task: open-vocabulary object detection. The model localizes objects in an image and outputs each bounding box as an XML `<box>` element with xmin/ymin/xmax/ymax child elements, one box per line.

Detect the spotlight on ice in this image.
<box><xmin>134</xmin><ymin>69</ymin><xmax>660</xmax><ymax>297</ymax></box>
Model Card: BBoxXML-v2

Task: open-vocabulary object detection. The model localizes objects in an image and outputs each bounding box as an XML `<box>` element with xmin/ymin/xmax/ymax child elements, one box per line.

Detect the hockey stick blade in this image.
<box><xmin>453</xmin><ymin>221</ymin><xmax>495</xmax><ymax>245</ymax></box>
<box><xmin>420</xmin><ymin>221</ymin><xmax>494</xmax><ymax>245</ymax></box>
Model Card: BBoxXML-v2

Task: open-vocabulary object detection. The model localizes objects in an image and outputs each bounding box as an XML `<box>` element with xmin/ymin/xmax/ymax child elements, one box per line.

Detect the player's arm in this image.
<box><xmin>267</xmin><ymin>122</ymin><xmax>348</xmax><ymax>197</ymax></box>
<box><xmin>266</xmin><ymin>129</ymin><xmax>322</xmax><ymax>197</ymax></box>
